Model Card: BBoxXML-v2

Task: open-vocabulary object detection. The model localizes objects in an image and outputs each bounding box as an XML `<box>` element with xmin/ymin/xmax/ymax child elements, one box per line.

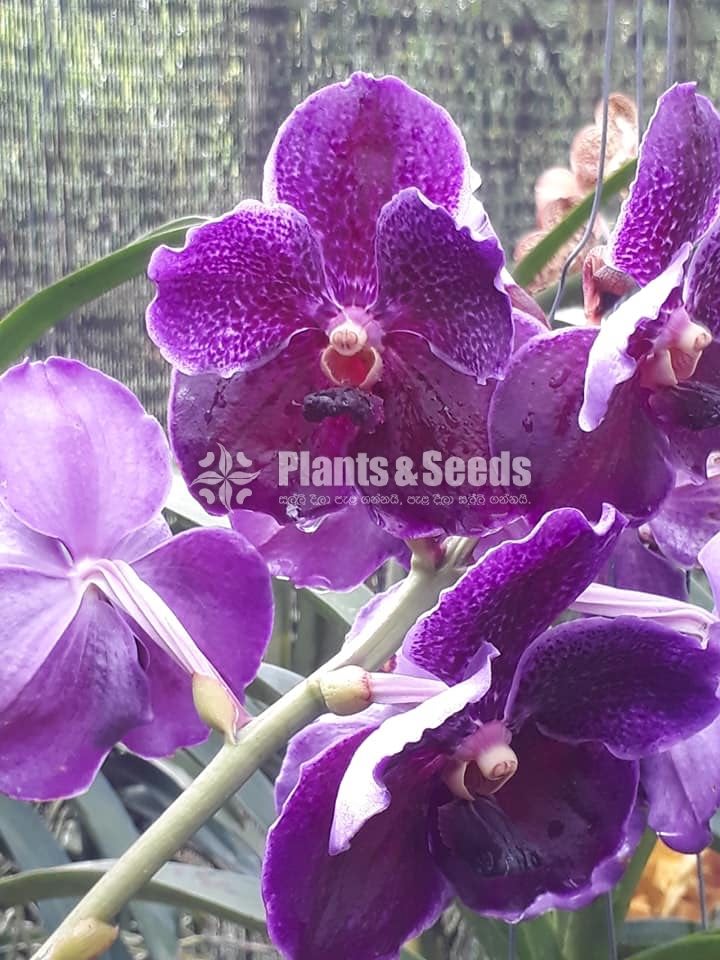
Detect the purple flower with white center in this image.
<box><xmin>262</xmin><ymin>506</ymin><xmax>720</xmax><ymax>960</ymax></box>
<box><xmin>147</xmin><ymin>73</ymin><xmax>515</xmax><ymax>538</ymax></box>
<box><xmin>0</xmin><ymin>359</ymin><xmax>272</xmax><ymax>801</ymax></box>
<box><xmin>490</xmin><ymin>83</ymin><xmax>720</xmax><ymax>522</ymax></box>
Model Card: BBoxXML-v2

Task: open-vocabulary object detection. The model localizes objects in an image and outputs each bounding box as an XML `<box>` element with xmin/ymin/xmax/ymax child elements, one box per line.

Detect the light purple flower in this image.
<box><xmin>0</xmin><ymin>359</ymin><xmax>272</xmax><ymax>801</ymax></box>
<box><xmin>490</xmin><ymin>84</ymin><xmax>720</xmax><ymax>522</ymax></box>
<box><xmin>148</xmin><ymin>73</ymin><xmax>515</xmax><ymax>538</ymax></box>
<box><xmin>262</xmin><ymin>507</ymin><xmax>720</xmax><ymax>959</ymax></box>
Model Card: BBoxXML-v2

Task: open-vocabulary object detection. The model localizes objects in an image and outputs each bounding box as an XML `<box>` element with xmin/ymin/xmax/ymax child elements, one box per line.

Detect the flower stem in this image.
<box><xmin>33</xmin><ymin>554</ymin><xmax>462</xmax><ymax>959</ymax></box>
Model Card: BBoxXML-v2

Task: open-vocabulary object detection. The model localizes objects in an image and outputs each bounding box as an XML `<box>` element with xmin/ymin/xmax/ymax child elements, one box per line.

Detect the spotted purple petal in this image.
<box><xmin>685</xmin><ymin>215</ymin><xmax>720</xmax><ymax>338</ymax></box>
<box><xmin>356</xmin><ymin>333</ymin><xmax>504</xmax><ymax>537</ymax></box>
<box><xmin>372</xmin><ymin>188</ymin><xmax>512</xmax><ymax>381</ymax></box>
<box><xmin>403</xmin><ymin>506</ymin><xmax>624</xmax><ymax>693</ymax></box>
<box><xmin>263</xmin><ymin>72</ymin><xmax>471</xmax><ymax>304</ymax></box>
<box><xmin>147</xmin><ymin>203</ymin><xmax>337</xmax><ymax>376</ymax></box>
<box><xmin>506</xmin><ymin>616</ymin><xmax>720</xmax><ymax>759</ymax></box>
<box><xmin>611</xmin><ymin>83</ymin><xmax>720</xmax><ymax>284</ymax></box>
<box><xmin>169</xmin><ymin>332</ymin><xmax>356</xmax><ymax>524</ymax></box>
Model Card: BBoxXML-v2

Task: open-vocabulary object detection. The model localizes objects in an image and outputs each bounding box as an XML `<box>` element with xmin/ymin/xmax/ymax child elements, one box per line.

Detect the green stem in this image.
<box><xmin>33</xmin><ymin>556</ymin><xmax>461</xmax><ymax>959</ymax></box>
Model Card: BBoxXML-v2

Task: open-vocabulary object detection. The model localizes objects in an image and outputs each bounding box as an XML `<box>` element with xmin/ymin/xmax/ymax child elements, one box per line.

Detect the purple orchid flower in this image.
<box><xmin>147</xmin><ymin>73</ymin><xmax>516</xmax><ymax>539</ymax></box>
<box><xmin>574</xmin><ymin>541</ymin><xmax>720</xmax><ymax>853</ymax></box>
<box><xmin>262</xmin><ymin>506</ymin><xmax>720</xmax><ymax>960</ymax></box>
<box><xmin>0</xmin><ymin>359</ymin><xmax>272</xmax><ymax>801</ymax></box>
<box><xmin>490</xmin><ymin>83</ymin><xmax>720</xmax><ymax>523</ymax></box>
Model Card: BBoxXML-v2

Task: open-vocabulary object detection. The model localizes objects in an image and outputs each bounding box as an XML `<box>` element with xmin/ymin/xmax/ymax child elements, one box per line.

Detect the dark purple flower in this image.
<box><xmin>262</xmin><ymin>507</ymin><xmax>720</xmax><ymax>959</ymax></box>
<box><xmin>577</xmin><ymin>532</ymin><xmax>720</xmax><ymax>853</ymax></box>
<box><xmin>490</xmin><ymin>84</ymin><xmax>720</xmax><ymax>523</ymax></box>
<box><xmin>147</xmin><ymin>73</ymin><xmax>515</xmax><ymax>538</ymax></box>
<box><xmin>0</xmin><ymin>359</ymin><xmax>272</xmax><ymax>801</ymax></box>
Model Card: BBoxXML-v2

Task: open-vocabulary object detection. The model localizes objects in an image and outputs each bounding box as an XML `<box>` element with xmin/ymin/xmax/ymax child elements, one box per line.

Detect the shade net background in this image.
<box><xmin>1</xmin><ymin>0</ymin><xmax>719</xmax><ymax>419</ymax></box>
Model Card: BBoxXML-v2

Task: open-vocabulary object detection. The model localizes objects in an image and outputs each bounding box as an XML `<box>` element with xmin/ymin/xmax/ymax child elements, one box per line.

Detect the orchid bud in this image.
<box><xmin>319</xmin><ymin>666</ymin><xmax>372</xmax><ymax>715</ymax></box>
<box><xmin>192</xmin><ymin>674</ymin><xmax>244</xmax><ymax>742</ymax></box>
<box><xmin>50</xmin><ymin>919</ymin><xmax>119</xmax><ymax>960</ymax></box>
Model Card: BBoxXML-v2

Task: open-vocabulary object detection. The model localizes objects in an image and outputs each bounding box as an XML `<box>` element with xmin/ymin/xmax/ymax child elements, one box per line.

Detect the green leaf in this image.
<box><xmin>247</xmin><ymin>662</ymin><xmax>305</xmax><ymax>708</ymax></box>
<box><xmin>0</xmin><ymin>860</ymin><xmax>266</xmax><ymax>929</ymax></box>
<box><xmin>690</xmin><ymin>570</ymin><xmax>714</xmax><ymax>612</ymax></box>
<box><xmin>0</xmin><ymin>798</ymin><xmax>131</xmax><ymax>959</ymax></box>
<box><xmin>72</xmin><ymin>775</ymin><xmax>178</xmax><ymax>960</ymax></box>
<box><xmin>626</xmin><ymin>933</ymin><xmax>720</xmax><ymax>959</ymax></box>
<box><xmin>561</xmin><ymin>829</ymin><xmax>656</xmax><ymax>960</ymax></box>
<box><xmin>512</xmin><ymin>159</ymin><xmax>636</xmax><ymax>290</ymax></box>
<box><xmin>461</xmin><ymin>909</ymin><xmax>563</xmax><ymax>960</ymax></box>
<box><xmin>621</xmin><ymin>919</ymin><xmax>700</xmax><ymax>953</ymax></box>
<box><xmin>0</xmin><ymin>215</ymin><xmax>208</xmax><ymax>371</ymax></box>
<box><xmin>300</xmin><ymin>583</ymin><xmax>374</xmax><ymax>629</ymax></box>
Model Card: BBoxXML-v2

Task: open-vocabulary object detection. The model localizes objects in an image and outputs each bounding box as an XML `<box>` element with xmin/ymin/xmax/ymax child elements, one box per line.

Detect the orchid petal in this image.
<box><xmin>432</xmin><ymin>725</ymin><xmax>640</xmax><ymax>920</ymax></box>
<box><xmin>403</xmin><ymin>506</ymin><xmax>624</xmax><ymax>694</ymax></box>
<box><xmin>169</xmin><ymin>332</ymin><xmax>356</xmax><ymax>524</ymax></box>
<box><xmin>263</xmin><ymin>728</ymin><xmax>451</xmax><ymax>960</ymax></box>
<box><xmin>147</xmin><ymin>203</ymin><xmax>336</xmax><ymax>376</ymax></box>
<box><xmin>0</xmin><ymin>592</ymin><xmax>150</xmax><ymax>800</ymax></box>
<box><xmin>0</xmin><ymin>359</ymin><xmax>171</xmax><ymax>561</ymax></box>
<box><xmin>611</xmin><ymin>83</ymin><xmax>720</xmax><ymax>284</ymax></box>
<box><xmin>490</xmin><ymin>328</ymin><xmax>674</xmax><ymax>521</ymax></box>
<box><xmin>373</xmin><ymin>188</ymin><xmax>512</xmax><ymax>381</ymax></box>
<box><xmin>263</xmin><ymin>72</ymin><xmax>471</xmax><ymax>304</ymax></box>
<box><xmin>580</xmin><ymin>248</ymin><xmax>691</xmax><ymax>431</ymax></box>
<box><xmin>330</xmin><ymin>654</ymin><xmax>496</xmax><ymax>854</ymax></box>
<box><xmin>506</xmin><ymin>616</ymin><xmax>720</xmax><ymax>759</ymax></box>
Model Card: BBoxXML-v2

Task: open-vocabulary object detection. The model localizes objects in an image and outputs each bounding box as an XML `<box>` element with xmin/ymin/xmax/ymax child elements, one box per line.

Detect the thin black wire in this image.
<box><xmin>697</xmin><ymin>852</ymin><xmax>709</xmax><ymax>929</ymax></box>
<box><xmin>636</xmin><ymin>0</ymin><xmax>644</xmax><ymax>138</ymax></box>
<box><xmin>666</xmin><ymin>0</ymin><xmax>677</xmax><ymax>86</ymax></box>
<box><xmin>606</xmin><ymin>892</ymin><xmax>618</xmax><ymax>960</ymax></box>
<box><xmin>547</xmin><ymin>0</ymin><xmax>616</xmax><ymax>323</ymax></box>
<box><xmin>507</xmin><ymin>923</ymin><xmax>516</xmax><ymax>960</ymax></box>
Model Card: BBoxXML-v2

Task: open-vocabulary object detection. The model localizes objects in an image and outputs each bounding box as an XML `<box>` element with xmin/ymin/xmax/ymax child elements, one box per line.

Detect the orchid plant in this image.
<box><xmin>2</xmin><ymin>70</ymin><xmax>720</xmax><ymax>960</ymax></box>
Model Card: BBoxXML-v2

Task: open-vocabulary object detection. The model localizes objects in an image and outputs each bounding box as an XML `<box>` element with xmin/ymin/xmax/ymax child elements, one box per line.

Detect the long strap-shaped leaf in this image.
<box><xmin>0</xmin><ymin>861</ymin><xmax>422</xmax><ymax>958</ymax></box>
<box><xmin>0</xmin><ymin>215</ymin><xmax>207</xmax><ymax>371</ymax></box>
<box><xmin>512</xmin><ymin>159</ymin><xmax>636</xmax><ymax>290</ymax></box>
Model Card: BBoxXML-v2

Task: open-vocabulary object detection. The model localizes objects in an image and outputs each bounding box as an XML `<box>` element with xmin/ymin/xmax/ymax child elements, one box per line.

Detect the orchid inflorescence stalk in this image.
<box><xmin>2</xmin><ymin>70</ymin><xmax>720</xmax><ymax>960</ymax></box>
